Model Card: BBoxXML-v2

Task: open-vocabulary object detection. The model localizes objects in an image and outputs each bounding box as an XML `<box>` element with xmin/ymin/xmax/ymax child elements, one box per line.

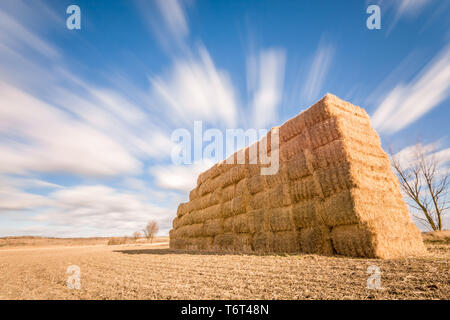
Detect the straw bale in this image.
<box><xmin>248</xmin><ymin>175</ymin><xmax>266</xmax><ymax>194</ymax></box>
<box><xmin>272</xmin><ymin>231</ymin><xmax>300</xmax><ymax>253</ymax></box>
<box><xmin>231</xmin><ymin>196</ymin><xmax>245</xmax><ymax>215</ymax></box>
<box><xmin>320</xmin><ymin>190</ymin><xmax>359</xmax><ymax>227</ymax></box>
<box><xmin>252</xmin><ymin>232</ymin><xmax>274</xmax><ymax>252</ymax></box>
<box><xmin>314</xmin><ymin>163</ymin><xmax>353</xmax><ymax>198</ymax></box>
<box><xmin>203</xmin><ymin>218</ymin><xmax>223</xmax><ymax>236</ymax></box>
<box><xmin>248</xmin><ymin>190</ymin><xmax>267</xmax><ymax>210</ymax></box>
<box><xmin>267</xmin><ymin>184</ymin><xmax>292</xmax><ymax>208</ymax></box>
<box><xmin>248</xmin><ymin>209</ymin><xmax>265</xmax><ymax>233</ymax></box>
<box><xmin>170</xmin><ymin>93</ymin><xmax>426</xmax><ymax>258</ymax></box>
<box><xmin>299</xmin><ymin>226</ymin><xmax>334</xmax><ymax>255</ymax></box>
<box><xmin>220</xmin><ymin>200</ymin><xmax>233</xmax><ymax>218</ymax></box>
<box><xmin>177</xmin><ymin>202</ymin><xmax>189</xmax><ymax>217</ymax></box>
<box><xmin>267</xmin><ymin>207</ymin><xmax>293</xmax><ymax>232</ymax></box>
<box><xmin>233</xmin><ymin>213</ymin><xmax>251</xmax><ymax>233</ymax></box>
<box><xmin>223</xmin><ymin>216</ymin><xmax>233</xmax><ymax>233</ymax></box>
<box><xmin>235</xmin><ymin>178</ymin><xmax>249</xmax><ymax>196</ymax></box>
<box><xmin>233</xmin><ymin>233</ymin><xmax>253</xmax><ymax>251</ymax></box>
<box><xmin>330</xmin><ymin>224</ymin><xmax>375</xmax><ymax>258</ymax></box>
<box><xmin>286</xmin><ymin>152</ymin><xmax>309</xmax><ymax>180</ymax></box>
<box><xmin>221</xmin><ymin>184</ymin><xmax>235</xmax><ymax>202</ymax></box>
<box><xmin>290</xmin><ymin>176</ymin><xmax>317</xmax><ymax>202</ymax></box>
<box><xmin>213</xmin><ymin>233</ymin><xmax>234</xmax><ymax>251</ymax></box>
<box><xmin>189</xmin><ymin>187</ymin><xmax>200</xmax><ymax>201</ymax></box>
<box><xmin>308</xmin><ymin>117</ymin><xmax>341</xmax><ymax>150</ymax></box>
<box><xmin>292</xmin><ymin>200</ymin><xmax>318</xmax><ymax>228</ymax></box>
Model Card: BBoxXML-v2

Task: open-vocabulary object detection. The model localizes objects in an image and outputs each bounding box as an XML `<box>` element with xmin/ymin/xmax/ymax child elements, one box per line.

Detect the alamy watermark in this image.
<box><xmin>66</xmin><ymin>5</ymin><xmax>81</xmax><ymax>30</ymax></box>
<box><xmin>171</xmin><ymin>121</ymin><xmax>279</xmax><ymax>175</ymax></box>
<box><xmin>66</xmin><ymin>265</ymin><xmax>81</xmax><ymax>290</ymax></box>
<box><xmin>366</xmin><ymin>5</ymin><xmax>381</xmax><ymax>30</ymax></box>
<box><xmin>366</xmin><ymin>265</ymin><xmax>381</xmax><ymax>290</ymax></box>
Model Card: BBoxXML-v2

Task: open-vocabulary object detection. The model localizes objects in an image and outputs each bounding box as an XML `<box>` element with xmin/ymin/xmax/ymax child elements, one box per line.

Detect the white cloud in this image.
<box><xmin>0</xmin><ymin>82</ymin><xmax>141</xmax><ymax>176</ymax></box>
<box><xmin>247</xmin><ymin>49</ymin><xmax>286</xmax><ymax>129</ymax></box>
<box><xmin>155</xmin><ymin>0</ymin><xmax>189</xmax><ymax>39</ymax></box>
<box><xmin>150</xmin><ymin>159</ymin><xmax>215</xmax><ymax>192</ymax></box>
<box><xmin>301</xmin><ymin>41</ymin><xmax>334</xmax><ymax>102</ymax></box>
<box><xmin>396</xmin><ymin>0</ymin><xmax>431</xmax><ymax>16</ymax></box>
<box><xmin>30</xmin><ymin>185</ymin><xmax>175</xmax><ymax>237</ymax></box>
<box><xmin>0</xmin><ymin>187</ymin><xmax>51</xmax><ymax>210</ymax></box>
<box><xmin>150</xmin><ymin>46</ymin><xmax>238</xmax><ymax>127</ymax></box>
<box><xmin>0</xmin><ymin>9</ymin><xmax>58</xmax><ymax>59</ymax></box>
<box><xmin>372</xmin><ymin>45</ymin><xmax>450</xmax><ymax>133</ymax></box>
<box><xmin>135</xmin><ymin>0</ymin><xmax>189</xmax><ymax>51</ymax></box>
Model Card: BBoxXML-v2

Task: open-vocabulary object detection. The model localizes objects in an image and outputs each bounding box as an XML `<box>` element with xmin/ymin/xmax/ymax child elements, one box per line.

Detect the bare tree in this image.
<box><xmin>143</xmin><ymin>220</ymin><xmax>159</xmax><ymax>243</ymax></box>
<box><xmin>389</xmin><ymin>143</ymin><xmax>449</xmax><ymax>231</ymax></box>
<box><xmin>132</xmin><ymin>231</ymin><xmax>142</xmax><ymax>241</ymax></box>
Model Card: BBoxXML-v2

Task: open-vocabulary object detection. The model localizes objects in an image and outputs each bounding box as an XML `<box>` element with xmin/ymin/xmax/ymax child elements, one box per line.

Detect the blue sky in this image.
<box><xmin>0</xmin><ymin>0</ymin><xmax>449</xmax><ymax>237</ymax></box>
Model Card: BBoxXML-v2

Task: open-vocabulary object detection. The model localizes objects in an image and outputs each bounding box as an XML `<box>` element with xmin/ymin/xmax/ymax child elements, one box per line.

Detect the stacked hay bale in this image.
<box><xmin>169</xmin><ymin>94</ymin><xmax>426</xmax><ymax>258</ymax></box>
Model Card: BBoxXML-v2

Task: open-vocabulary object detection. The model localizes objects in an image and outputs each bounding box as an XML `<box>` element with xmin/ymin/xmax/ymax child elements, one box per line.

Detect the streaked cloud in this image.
<box><xmin>150</xmin><ymin>159</ymin><xmax>215</xmax><ymax>192</ymax></box>
<box><xmin>301</xmin><ymin>41</ymin><xmax>334</xmax><ymax>103</ymax></box>
<box><xmin>372</xmin><ymin>45</ymin><xmax>450</xmax><ymax>133</ymax></box>
<box><xmin>135</xmin><ymin>0</ymin><xmax>189</xmax><ymax>50</ymax></box>
<box><xmin>0</xmin><ymin>82</ymin><xmax>141</xmax><ymax>176</ymax></box>
<box><xmin>247</xmin><ymin>49</ymin><xmax>286</xmax><ymax>129</ymax></box>
<box><xmin>32</xmin><ymin>185</ymin><xmax>175</xmax><ymax>237</ymax></box>
<box><xmin>155</xmin><ymin>0</ymin><xmax>189</xmax><ymax>40</ymax></box>
<box><xmin>150</xmin><ymin>46</ymin><xmax>238</xmax><ymax>127</ymax></box>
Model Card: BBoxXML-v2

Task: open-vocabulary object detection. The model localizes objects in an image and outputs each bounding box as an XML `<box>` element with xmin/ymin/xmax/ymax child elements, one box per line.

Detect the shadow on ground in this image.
<box><xmin>113</xmin><ymin>248</ymin><xmax>354</xmax><ymax>258</ymax></box>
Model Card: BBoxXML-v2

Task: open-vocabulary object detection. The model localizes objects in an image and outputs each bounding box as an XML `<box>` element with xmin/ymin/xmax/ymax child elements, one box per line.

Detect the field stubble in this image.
<box><xmin>0</xmin><ymin>236</ymin><xmax>448</xmax><ymax>299</ymax></box>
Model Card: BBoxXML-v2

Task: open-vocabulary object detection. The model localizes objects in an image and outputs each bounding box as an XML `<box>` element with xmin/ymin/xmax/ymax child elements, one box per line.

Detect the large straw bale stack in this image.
<box><xmin>169</xmin><ymin>93</ymin><xmax>426</xmax><ymax>258</ymax></box>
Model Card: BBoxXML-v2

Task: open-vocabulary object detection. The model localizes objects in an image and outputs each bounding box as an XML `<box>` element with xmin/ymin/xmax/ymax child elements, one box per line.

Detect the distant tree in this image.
<box><xmin>143</xmin><ymin>220</ymin><xmax>159</xmax><ymax>243</ymax></box>
<box><xmin>389</xmin><ymin>143</ymin><xmax>449</xmax><ymax>231</ymax></box>
<box><xmin>132</xmin><ymin>231</ymin><xmax>142</xmax><ymax>241</ymax></box>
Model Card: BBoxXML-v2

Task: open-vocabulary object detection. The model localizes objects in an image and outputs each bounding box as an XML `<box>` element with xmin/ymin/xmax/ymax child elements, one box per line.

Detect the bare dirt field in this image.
<box><xmin>0</xmin><ymin>234</ymin><xmax>448</xmax><ymax>300</ymax></box>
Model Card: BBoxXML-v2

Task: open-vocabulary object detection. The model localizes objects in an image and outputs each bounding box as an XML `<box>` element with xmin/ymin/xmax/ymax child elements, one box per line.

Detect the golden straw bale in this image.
<box><xmin>252</xmin><ymin>232</ymin><xmax>274</xmax><ymax>252</ymax></box>
<box><xmin>314</xmin><ymin>163</ymin><xmax>353</xmax><ymax>198</ymax></box>
<box><xmin>233</xmin><ymin>213</ymin><xmax>251</xmax><ymax>233</ymax></box>
<box><xmin>290</xmin><ymin>176</ymin><xmax>317</xmax><ymax>202</ymax></box>
<box><xmin>247</xmin><ymin>175</ymin><xmax>266</xmax><ymax>194</ymax></box>
<box><xmin>176</xmin><ymin>202</ymin><xmax>189</xmax><ymax>217</ymax></box>
<box><xmin>313</xmin><ymin>139</ymin><xmax>347</xmax><ymax>170</ymax></box>
<box><xmin>292</xmin><ymin>200</ymin><xmax>318</xmax><ymax>228</ymax></box>
<box><xmin>172</xmin><ymin>217</ymin><xmax>180</xmax><ymax>229</ymax></box>
<box><xmin>299</xmin><ymin>225</ymin><xmax>334</xmax><ymax>255</ymax></box>
<box><xmin>279</xmin><ymin>113</ymin><xmax>306</xmax><ymax>143</ymax></box>
<box><xmin>330</xmin><ymin>224</ymin><xmax>376</xmax><ymax>258</ymax></box>
<box><xmin>320</xmin><ymin>190</ymin><xmax>359</xmax><ymax>227</ymax></box>
<box><xmin>203</xmin><ymin>218</ymin><xmax>223</xmax><ymax>236</ymax></box>
<box><xmin>202</xmin><ymin>204</ymin><xmax>221</xmax><ymax>221</ymax></box>
<box><xmin>272</xmin><ymin>231</ymin><xmax>300</xmax><ymax>253</ymax></box>
<box><xmin>267</xmin><ymin>184</ymin><xmax>292</xmax><ymax>208</ymax></box>
<box><xmin>213</xmin><ymin>233</ymin><xmax>234</xmax><ymax>251</ymax></box>
<box><xmin>267</xmin><ymin>207</ymin><xmax>293</xmax><ymax>232</ymax></box>
<box><xmin>286</xmin><ymin>152</ymin><xmax>309</xmax><ymax>180</ymax></box>
<box><xmin>231</xmin><ymin>165</ymin><xmax>248</xmax><ymax>184</ymax></box>
<box><xmin>189</xmin><ymin>187</ymin><xmax>200</xmax><ymax>201</ymax></box>
<box><xmin>223</xmin><ymin>216</ymin><xmax>233</xmax><ymax>233</ymax></box>
<box><xmin>308</xmin><ymin>117</ymin><xmax>341</xmax><ymax>150</ymax></box>
<box><xmin>199</xmin><ymin>192</ymin><xmax>219</xmax><ymax>210</ymax></box>
<box><xmin>233</xmin><ymin>233</ymin><xmax>253</xmax><ymax>252</ymax></box>
<box><xmin>221</xmin><ymin>184</ymin><xmax>235</xmax><ymax>202</ymax></box>
<box><xmin>219</xmin><ymin>167</ymin><xmax>234</xmax><ymax>188</ymax></box>
<box><xmin>248</xmin><ymin>191</ymin><xmax>267</xmax><ymax>210</ymax></box>
<box><xmin>231</xmin><ymin>196</ymin><xmax>245</xmax><ymax>215</ymax></box>
<box><xmin>170</xmin><ymin>93</ymin><xmax>426</xmax><ymax>258</ymax></box>
<box><xmin>235</xmin><ymin>178</ymin><xmax>249</xmax><ymax>197</ymax></box>
<box><xmin>219</xmin><ymin>200</ymin><xmax>233</xmax><ymax>218</ymax></box>
<box><xmin>280</xmin><ymin>132</ymin><xmax>311</xmax><ymax>161</ymax></box>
